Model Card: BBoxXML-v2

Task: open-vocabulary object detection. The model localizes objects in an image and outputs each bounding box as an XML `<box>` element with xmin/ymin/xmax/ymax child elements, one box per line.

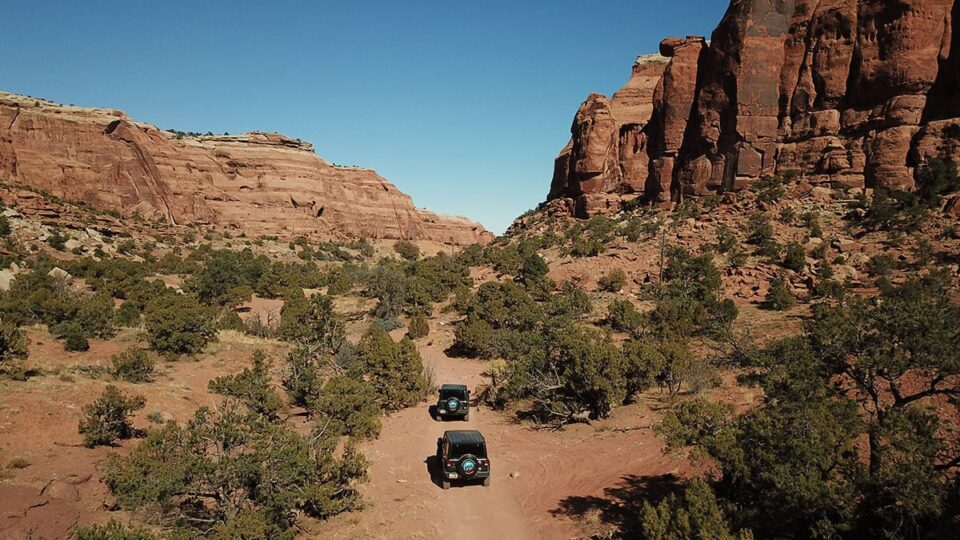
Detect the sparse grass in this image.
<box><xmin>7</xmin><ymin>456</ymin><xmax>30</xmax><ymax>469</ymax></box>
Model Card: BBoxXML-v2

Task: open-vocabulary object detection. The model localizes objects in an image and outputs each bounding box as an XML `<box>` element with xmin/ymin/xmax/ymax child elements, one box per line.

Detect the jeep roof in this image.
<box><xmin>439</xmin><ymin>384</ymin><xmax>468</xmax><ymax>392</ymax></box>
<box><xmin>444</xmin><ymin>430</ymin><xmax>485</xmax><ymax>445</ymax></box>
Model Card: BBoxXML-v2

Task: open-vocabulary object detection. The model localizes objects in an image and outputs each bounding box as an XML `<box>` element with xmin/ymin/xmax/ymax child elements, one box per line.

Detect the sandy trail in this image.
<box><xmin>312</xmin><ymin>329</ymin><xmax>694</xmax><ymax>539</ymax></box>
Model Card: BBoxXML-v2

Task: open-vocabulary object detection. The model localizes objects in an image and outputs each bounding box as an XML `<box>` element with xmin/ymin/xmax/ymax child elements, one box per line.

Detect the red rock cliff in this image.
<box><xmin>0</xmin><ymin>92</ymin><xmax>492</xmax><ymax>245</ymax></box>
<box><xmin>549</xmin><ymin>0</ymin><xmax>960</xmax><ymax>217</ymax></box>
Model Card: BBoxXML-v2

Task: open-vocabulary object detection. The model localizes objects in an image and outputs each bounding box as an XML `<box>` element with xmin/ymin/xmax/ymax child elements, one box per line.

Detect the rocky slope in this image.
<box><xmin>0</xmin><ymin>92</ymin><xmax>492</xmax><ymax>245</ymax></box>
<box><xmin>549</xmin><ymin>0</ymin><xmax>960</xmax><ymax>217</ymax></box>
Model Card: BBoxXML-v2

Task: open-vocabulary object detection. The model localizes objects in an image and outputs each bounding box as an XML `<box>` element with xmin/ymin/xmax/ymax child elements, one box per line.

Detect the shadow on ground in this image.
<box><xmin>552</xmin><ymin>473</ymin><xmax>684</xmax><ymax>536</ymax></box>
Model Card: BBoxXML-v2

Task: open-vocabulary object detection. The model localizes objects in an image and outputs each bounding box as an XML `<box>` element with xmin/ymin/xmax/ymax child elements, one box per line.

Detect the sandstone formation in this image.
<box><xmin>548</xmin><ymin>0</ymin><xmax>960</xmax><ymax>217</ymax></box>
<box><xmin>0</xmin><ymin>92</ymin><xmax>492</xmax><ymax>245</ymax></box>
<box><xmin>549</xmin><ymin>54</ymin><xmax>668</xmax><ymax>217</ymax></box>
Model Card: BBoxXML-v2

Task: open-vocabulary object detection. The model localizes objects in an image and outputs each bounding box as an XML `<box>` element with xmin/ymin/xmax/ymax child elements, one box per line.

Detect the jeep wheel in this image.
<box><xmin>441</xmin><ymin>480</ymin><xmax>450</xmax><ymax>490</ymax></box>
<box><xmin>463</xmin><ymin>411</ymin><xmax>470</xmax><ymax>421</ymax></box>
<box><xmin>483</xmin><ymin>477</ymin><xmax>491</xmax><ymax>487</ymax></box>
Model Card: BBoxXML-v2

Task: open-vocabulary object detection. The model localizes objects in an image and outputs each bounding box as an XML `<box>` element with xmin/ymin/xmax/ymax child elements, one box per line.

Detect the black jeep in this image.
<box><xmin>436</xmin><ymin>430</ymin><xmax>490</xmax><ymax>489</ymax></box>
<box><xmin>434</xmin><ymin>384</ymin><xmax>470</xmax><ymax>421</ymax></box>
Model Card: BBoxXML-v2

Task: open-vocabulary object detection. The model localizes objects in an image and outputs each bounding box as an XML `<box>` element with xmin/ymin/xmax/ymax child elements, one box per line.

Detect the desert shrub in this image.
<box><xmin>0</xmin><ymin>321</ymin><xmax>28</xmax><ymax>379</ymax></box>
<box><xmin>520</xmin><ymin>252</ymin><xmax>549</xmax><ymax>283</ymax></box>
<box><xmin>657</xmin><ymin>275</ymin><xmax>960</xmax><ymax>538</ymax></box>
<box><xmin>781</xmin><ymin>242</ymin><xmax>806</xmax><ymax>272</ymax></box>
<box><xmin>766</xmin><ymin>276</ymin><xmax>796</xmax><ymax>310</ymax></box>
<box><xmin>46</xmin><ymin>230</ymin><xmax>68</xmax><ymax>251</ymax></box>
<box><xmin>393</xmin><ymin>240</ymin><xmax>419</xmax><ymax>261</ymax></box>
<box><xmin>746</xmin><ymin>213</ymin><xmax>774</xmax><ymax>245</ymax></box>
<box><xmin>63</xmin><ymin>324</ymin><xmax>90</xmax><ymax>352</ymax></box>
<box><xmin>503</xmin><ymin>325</ymin><xmax>625</xmax><ymax>422</ymax></box>
<box><xmin>598</xmin><ymin>269</ymin><xmax>627</xmax><ymax>292</ymax></box>
<box><xmin>143</xmin><ymin>293</ymin><xmax>215</xmax><ymax>356</ymax></box>
<box><xmin>78</xmin><ymin>385</ymin><xmax>145</xmax><ymax>447</ymax></box>
<box><xmin>282</xmin><ymin>347</ymin><xmax>323</xmax><ymax>408</ymax></box>
<box><xmin>915</xmin><ymin>157</ymin><xmax>960</xmax><ymax>204</ymax></box>
<box><xmin>72</xmin><ymin>520</ymin><xmax>157</xmax><ymax>540</ymax></box>
<box><xmin>208</xmin><ymin>350</ymin><xmax>283</xmax><ymax>419</ymax></box>
<box><xmin>570</xmin><ymin>236</ymin><xmax>606</xmax><ymax>257</ymax></box>
<box><xmin>100</xmin><ymin>400</ymin><xmax>367</xmax><ymax>535</ymax></box>
<box><xmin>406</xmin><ymin>314</ymin><xmax>430</xmax><ymax>339</ymax></box>
<box><xmin>545</xmin><ymin>281</ymin><xmax>592</xmax><ymax>319</ymax></box>
<box><xmin>313</xmin><ymin>375</ymin><xmax>381</xmax><ymax>439</ymax></box>
<box><xmin>452</xmin><ymin>318</ymin><xmax>498</xmax><ymax>358</ymax></box>
<box><xmin>866</xmin><ymin>253</ymin><xmax>896</xmax><ymax>277</ymax></box>
<box><xmin>641</xmin><ymin>478</ymin><xmax>751</xmax><ymax>540</ymax></box>
<box><xmin>0</xmin><ymin>215</ymin><xmax>10</xmax><ymax>238</ymax></box>
<box><xmin>187</xmin><ymin>248</ymin><xmax>269</xmax><ymax>306</ymax></box>
<box><xmin>355</xmin><ymin>326</ymin><xmax>427</xmax><ymax>411</ymax></box>
<box><xmin>113</xmin><ymin>301</ymin><xmax>141</xmax><ymax>327</ymax></box>
<box><xmin>716</xmin><ymin>225</ymin><xmax>738</xmax><ymax>253</ymax></box>
<box><xmin>606</xmin><ymin>299</ymin><xmax>644</xmax><ymax>336</ymax></box>
<box><xmin>111</xmin><ymin>348</ymin><xmax>155</xmax><ymax>382</ymax></box>
<box><xmin>216</xmin><ymin>310</ymin><xmax>246</xmax><ymax>332</ymax></box>
<box><xmin>278</xmin><ymin>292</ymin><xmax>345</xmax><ymax>352</ymax></box>
<box><xmin>752</xmin><ymin>174</ymin><xmax>786</xmax><ymax>203</ymax></box>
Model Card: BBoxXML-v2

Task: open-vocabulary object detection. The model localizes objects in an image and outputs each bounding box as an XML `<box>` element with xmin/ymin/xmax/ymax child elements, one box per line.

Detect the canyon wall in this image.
<box><xmin>549</xmin><ymin>0</ymin><xmax>960</xmax><ymax>217</ymax></box>
<box><xmin>0</xmin><ymin>92</ymin><xmax>492</xmax><ymax>245</ymax></box>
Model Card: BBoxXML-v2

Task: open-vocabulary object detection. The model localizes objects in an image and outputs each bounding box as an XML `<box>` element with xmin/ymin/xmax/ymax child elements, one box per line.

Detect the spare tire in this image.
<box><xmin>445</xmin><ymin>397</ymin><xmax>460</xmax><ymax>412</ymax></box>
<box><xmin>458</xmin><ymin>454</ymin><xmax>480</xmax><ymax>478</ymax></box>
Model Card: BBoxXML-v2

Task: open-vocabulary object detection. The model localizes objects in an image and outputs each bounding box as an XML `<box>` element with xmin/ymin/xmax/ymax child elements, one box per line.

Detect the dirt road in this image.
<box><xmin>312</xmin><ymin>327</ymin><xmax>695</xmax><ymax>539</ymax></box>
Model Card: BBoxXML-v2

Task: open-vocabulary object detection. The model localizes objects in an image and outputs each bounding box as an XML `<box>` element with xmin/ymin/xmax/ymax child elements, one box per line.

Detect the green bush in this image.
<box><xmin>0</xmin><ymin>321</ymin><xmax>28</xmax><ymax>379</ymax></box>
<box><xmin>406</xmin><ymin>314</ymin><xmax>430</xmax><ymax>339</ymax></box>
<box><xmin>111</xmin><ymin>348</ymin><xmax>155</xmax><ymax>382</ymax></box>
<box><xmin>356</xmin><ymin>326</ymin><xmax>427</xmax><ymax>411</ymax></box>
<box><xmin>72</xmin><ymin>520</ymin><xmax>157</xmax><ymax>540</ymax></box>
<box><xmin>782</xmin><ymin>241</ymin><xmax>806</xmax><ymax>272</ymax></box>
<box><xmin>313</xmin><ymin>375</ymin><xmax>382</xmax><ymax>439</ymax></box>
<box><xmin>63</xmin><ymin>324</ymin><xmax>90</xmax><ymax>352</ymax></box>
<box><xmin>282</xmin><ymin>347</ymin><xmax>322</xmax><ymax>408</ymax></box>
<box><xmin>113</xmin><ymin>301</ymin><xmax>141</xmax><ymax>327</ymax></box>
<box><xmin>766</xmin><ymin>276</ymin><xmax>796</xmax><ymax>311</ymax></box>
<box><xmin>78</xmin><ymin>385</ymin><xmax>145</xmax><ymax>447</ymax></box>
<box><xmin>278</xmin><ymin>292</ymin><xmax>345</xmax><ymax>353</ymax></box>
<box><xmin>143</xmin><ymin>293</ymin><xmax>215</xmax><ymax>356</ymax></box>
<box><xmin>208</xmin><ymin>350</ymin><xmax>283</xmax><ymax>419</ymax></box>
<box><xmin>101</xmin><ymin>400</ymin><xmax>367</xmax><ymax>535</ymax></box>
<box><xmin>393</xmin><ymin>240</ymin><xmax>420</xmax><ymax>261</ymax></box>
<box><xmin>0</xmin><ymin>215</ymin><xmax>10</xmax><ymax>238</ymax></box>
<box><xmin>598</xmin><ymin>269</ymin><xmax>627</xmax><ymax>292</ymax></box>
<box><xmin>866</xmin><ymin>253</ymin><xmax>896</xmax><ymax>277</ymax></box>
<box><xmin>46</xmin><ymin>230</ymin><xmax>68</xmax><ymax>251</ymax></box>
<box><xmin>641</xmin><ymin>478</ymin><xmax>751</xmax><ymax>540</ymax></box>
<box><xmin>606</xmin><ymin>299</ymin><xmax>644</xmax><ymax>335</ymax></box>
<box><xmin>716</xmin><ymin>226</ymin><xmax>738</xmax><ymax>253</ymax></box>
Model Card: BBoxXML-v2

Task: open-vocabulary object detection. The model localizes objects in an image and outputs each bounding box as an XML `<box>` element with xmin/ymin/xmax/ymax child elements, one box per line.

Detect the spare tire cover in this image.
<box><xmin>458</xmin><ymin>454</ymin><xmax>479</xmax><ymax>478</ymax></box>
<box><xmin>446</xmin><ymin>398</ymin><xmax>460</xmax><ymax>411</ymax></box>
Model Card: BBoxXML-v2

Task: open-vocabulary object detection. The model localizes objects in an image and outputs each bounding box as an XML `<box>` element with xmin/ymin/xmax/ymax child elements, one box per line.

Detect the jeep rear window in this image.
<box><xmin>440</xmin><ymin>389</ymin><xmax>467</xmax><ymax>399</ymax></box>
<box><xmin>450</xmin><ymin>442</ymin><xmax>486</xmax><ymax>458</ymax></box>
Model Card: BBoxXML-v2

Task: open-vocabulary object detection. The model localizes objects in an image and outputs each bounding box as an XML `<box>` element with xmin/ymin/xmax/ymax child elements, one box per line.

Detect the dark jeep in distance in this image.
<box><xmin>436</xmin><ymin>430</ymin><xmax>490</xmax><ymax>489</ymax></box>
<box><xmin>434</xmin><ymin>384</ymin><xmax>470</xmax><ymax>421</ymax></box>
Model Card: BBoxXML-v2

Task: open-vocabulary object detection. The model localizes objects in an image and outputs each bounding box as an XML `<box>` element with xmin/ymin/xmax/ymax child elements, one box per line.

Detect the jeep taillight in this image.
<box><xmin>479</xmin><ymin>458</ymin><xmax>489</xmax><ymax>466</ymax></box>
<box><xmin>446</xmin><ymin>460</ymin><xmax>454</xmax><ymax>468</ymax></box>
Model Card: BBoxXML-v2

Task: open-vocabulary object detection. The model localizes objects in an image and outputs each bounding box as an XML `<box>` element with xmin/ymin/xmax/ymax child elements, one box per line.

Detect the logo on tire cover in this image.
<box><xmin>462</xmin><ymin>459</ymin><xmax>476</xmax><ymax>473</ymax></box>
<box><xmin>447</xmin><ymin>398</ymin><xmax>458</xmax><ymax>410</ymax></box>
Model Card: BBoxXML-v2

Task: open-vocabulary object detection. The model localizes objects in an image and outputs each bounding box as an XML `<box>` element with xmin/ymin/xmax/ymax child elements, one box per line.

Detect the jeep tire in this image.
<box><xmin>442</xmin><ymin>480</ymin><xmax>450</xmax><ymax>490</ymax></box>
<box><xmin>483</xmin><ymin>477</ymin><xmax>491</xmax><ymax>487</ymax></box>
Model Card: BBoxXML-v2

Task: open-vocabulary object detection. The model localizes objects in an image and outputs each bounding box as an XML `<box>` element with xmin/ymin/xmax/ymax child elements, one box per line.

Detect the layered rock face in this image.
<box><xmin>549</xmin><ymin>55</ymin><xmax>668</xmax><ymax>216</ymax></box>
<box><xmin>549</xmin><ymin>0</ymin><xmax>960</xmax><ymax>217</ymax></box>
<box><xmin>0</xmin><ymin>93</ymin><xmax>492</xmax><ymax>245</ymax></box>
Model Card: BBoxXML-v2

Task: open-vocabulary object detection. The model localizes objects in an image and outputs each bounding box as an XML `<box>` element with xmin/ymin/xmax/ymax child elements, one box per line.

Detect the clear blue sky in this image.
<box><xmin>1</xmin><ymin>1</ymin><xmax>727</xmax><ymax>234</ymax></box>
